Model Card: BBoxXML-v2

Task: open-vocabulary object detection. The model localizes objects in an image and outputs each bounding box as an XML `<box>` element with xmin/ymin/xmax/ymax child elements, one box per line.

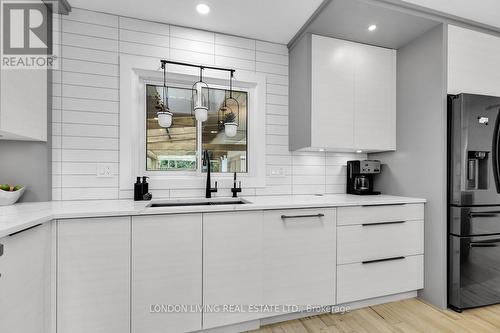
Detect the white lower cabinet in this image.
<box><xmin>337</xmin><ymin>255</ymin><xmax>424</xmax><ymax>304</ymax></box>
<box><xmin>57</xmin><ymin>217</ymin><xmax>130</xmax><ymax>333</ymax></box>
<box><xmin>336</xmin><ymin>204</ymin><xmax>425</xmax><ymax>304</ymax></box>
<box><xmin>0</xmin><ymin>223</ymin><xmax>52</xmax><ymax>333</ymax></box>
<box><xmin>263</xmin><ymin>208</ymin><xmax>336</xmax><ymax>316</ymax></box>
<box><xmin>131</xmin><ymin>214</ymin><xmax>202</xmax><ymax>333</ymax></box>
<box><xmin>203</xmin><ymin>211</ymin><xmax>264</xmax><ymax>329</ymax></box>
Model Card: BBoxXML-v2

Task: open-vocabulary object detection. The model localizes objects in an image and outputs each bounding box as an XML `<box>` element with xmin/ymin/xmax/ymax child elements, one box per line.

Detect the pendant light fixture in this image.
<box><xmin>192</xmin><ymin>67</ymin><xmax>209</xmax><ymax>122</ymax></box>
<box><xmin>157</xmin><ymin>61</ymin><xmax>173</xmax><ymax>128</ymax></box>
<box><xmin>219</xmin><ymin>71</ymin><xmax>239</xmax><ymax>137</ymax></box>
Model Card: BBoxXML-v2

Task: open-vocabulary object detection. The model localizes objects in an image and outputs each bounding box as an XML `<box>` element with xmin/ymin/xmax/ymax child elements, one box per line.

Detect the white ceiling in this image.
<box><xmin>68</xmin><ymin>0</ymin><xmax>324</xmax><ymax>44</ymax></box>
<box><xmin>400</xmin><ymin>0</ymin><xmax>500</xmax><ymax>29</ymax></box>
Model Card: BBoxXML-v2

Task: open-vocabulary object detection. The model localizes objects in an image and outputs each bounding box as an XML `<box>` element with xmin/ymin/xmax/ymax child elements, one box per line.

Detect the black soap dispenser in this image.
<box><xmin>134</xmin><ymin>177</ymin><xmax>143</xmax><ymax>201</ymax></box>
<box><xmin>141</xmin><ymin>176</ymin><xmax>152</xmax><ymax>201</ymax></box>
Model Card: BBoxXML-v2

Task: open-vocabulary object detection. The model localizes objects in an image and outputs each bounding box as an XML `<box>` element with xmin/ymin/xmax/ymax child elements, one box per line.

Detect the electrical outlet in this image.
<box><xmin>96</xmin><ymin>164</ymin><xmax>113</xmax><ymax>178</ymax></box>
<box><xmin>269</xmin><ymin>167</ymin><xmax>285</xmax><ymax>177</ymax></box>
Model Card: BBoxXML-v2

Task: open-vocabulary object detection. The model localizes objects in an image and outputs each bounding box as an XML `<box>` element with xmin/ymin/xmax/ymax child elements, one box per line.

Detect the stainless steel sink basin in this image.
<box><xmin>147</xmin><ymin>198</ymin><xmax>250</xmax><ymax>208</ymax></box>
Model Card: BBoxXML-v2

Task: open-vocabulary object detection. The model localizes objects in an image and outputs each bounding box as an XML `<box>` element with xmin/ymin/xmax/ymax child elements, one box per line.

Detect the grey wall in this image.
<box><xmin>0</xmin><ymin>71</ymin><xmax>52</xmax><ymax>203</ymax></box>
<box><xmin>370</xmin><ymin>24</ymin><xmax>448</xmax><ymax>308</ymax></box>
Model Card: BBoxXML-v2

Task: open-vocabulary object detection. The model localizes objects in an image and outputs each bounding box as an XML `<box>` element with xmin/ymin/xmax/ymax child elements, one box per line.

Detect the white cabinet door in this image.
<box><xmin>263</xmin><ymin>209</ymin><xmax>336</xmax><ymax>316</ymax></box>
<box><xmin>0</xmin><ymin>223</ymin><xmax>51</xmax><ymax>333</ymax></box>
<box><xmin>203</xmin><ymin>211</ymin><xmax>263</xmax><ymax>329</ymax></box>
<box><xmin>132</xmin><ymin>214</ymin><xmax>202</xmax><ymax>333</ymax></box>
<box><xmin>311</xmin><ymin>35</ymin><xmax>355</xmax><ymax>150</ymax></box>
<box><xmin>354</xmin><ymin>44</ymin><xmax>396</xmax><ymax>151</ymax></box>
<box><xmin>57</xmin><ymin>217</ymin><xmax>130</xmax><ymax>333</ymax></box>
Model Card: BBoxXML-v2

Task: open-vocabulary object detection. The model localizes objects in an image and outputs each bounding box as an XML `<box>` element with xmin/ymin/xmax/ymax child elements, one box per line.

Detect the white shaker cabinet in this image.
<box><xmin>263</xmin><ymin>208</ymin><xmax>336</xmax><ymax>316</ymax></box>
<box><xmin>0</xmin><ymin>223</ymin><xmax>52</xmax><ymax>333</ymax></box>
<box><xmin>131</xmin><ymin>214</ymin><xmax>202</xmax><ymax>333</ymax></box>
<box><xmin>203</xmin><ymin>211</ymin><xmax>264</xmax><ymax>329</ymax></box>
<box><xmin>57</xmin><ymin>217</ymin><xmax>130</xmax><ymax>333</ymax></box>
<box><xmin>289</xmin><ymin>33</ymin><xmax>396</xmax><ymax>152</ymax></box>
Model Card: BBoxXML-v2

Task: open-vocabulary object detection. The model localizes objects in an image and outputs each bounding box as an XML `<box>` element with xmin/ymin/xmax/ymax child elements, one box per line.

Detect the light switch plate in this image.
<box><xmin>269</xmin><ymin>167</ymin><xmax>285</xmax><ymax>177</ymax></box>
<box><xmin>96</xmin><ymin>163</ymin><xmax>113</xmax><ymax>178</ymax></box>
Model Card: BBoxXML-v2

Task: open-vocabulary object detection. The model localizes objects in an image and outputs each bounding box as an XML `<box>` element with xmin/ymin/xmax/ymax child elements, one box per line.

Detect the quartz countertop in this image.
<box><xmin>0</xmin><ymin>194</ymin><xmax>425</xmax><ymax>238</ymax></box>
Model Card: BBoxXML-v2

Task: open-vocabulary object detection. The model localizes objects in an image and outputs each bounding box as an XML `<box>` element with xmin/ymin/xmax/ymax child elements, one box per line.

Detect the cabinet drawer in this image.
<box><xmin>337</xmin><ymin>220</ymin><xmax>424</xmax><ymax>264</ymax></box>
<box><xmin>337</xmin><ymin>255</ymin><xmax>423</xmax><ymax>304</ymax></box>
<box><xmin>337</xmin><ymin>203</ymin><xmax>423</xmax><ymax>226</ymax></box>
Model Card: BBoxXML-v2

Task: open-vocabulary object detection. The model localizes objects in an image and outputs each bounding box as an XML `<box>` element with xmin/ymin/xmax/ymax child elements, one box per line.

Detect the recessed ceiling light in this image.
<box><xmin>196</xmin><ymin>3</ymin><xmax>210</xmax><ymax>15</ymax></box>
<box><xmin>319</xmin><ymin>148</ymin><xmax>325</xmax><ymax>152</ymax></box>
<box><xmin>356</xmin><ymin>150</ymin><xmax>363</xmax><ymax>153</ymax></box>
<box><xmin>368</xmin><ymin>24</ymin><xmax>377</xmax><ymax>32</ymax></box>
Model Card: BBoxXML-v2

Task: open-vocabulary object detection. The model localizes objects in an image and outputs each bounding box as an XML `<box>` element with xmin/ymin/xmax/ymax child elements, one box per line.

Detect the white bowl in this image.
<box><xmin>0</xmin><ymin>187</ymin><xmax>26</xmax><ymax>206</ymax></box>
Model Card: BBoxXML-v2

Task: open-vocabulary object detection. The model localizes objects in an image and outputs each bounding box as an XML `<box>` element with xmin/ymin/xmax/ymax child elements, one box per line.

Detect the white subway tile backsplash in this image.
<box><xmin>215</xmin><ymin>34</ymin><xmax>256</xmax><ymax>50</ymax></box>
<box><xmin>62</xmin><ymin>32</ymin><xmax>118</xmax><ymax>52</ymax></box>
<box><xmin>62</xmin><ymin>149</ymin><xmax>119</xmax><ymax>163</ymax></box>
<box><xmin>214</xmin><ymin>55</ymin><xmax>255</xmax><ymax>71</ymax></box>
<box><xmin>62</xmin><ymin>19</ymin><xmax>118</xmax><ymax>39</ymax></box>
<box><xmin>61</xmin><ymin>162</ymin><xmax>118</xmax><ymax>175</ymax></box>
<box><xmin>62</xmin><ymin>97</ymin><xmax>119</xmax><ymax>113</ymax></box>
<box><xmin>256</xmin><ymin>40</ymin><xmax>288</xmax><ymax>55</ymax></box>
<box><xmin>215</xmin><ymin>44</ymin><xmax>255</xmax><ymax>60</ymax></box>
<box><xmin>62</xmin><ymin>136</ymin><xmax>119</xmax><ymax>150</ymax></box>
<box><xmin>266</xmin><ymin>84</ymin><xmax>288</xmax><ymax>96</ymax></box>
<box><xmin>170</xmin><ymin>49</ymin><xmax>215</xmax><ymax>66</ymax></box>
<box><xmin>257</xmin><ymin>51</ymin><xmax>289</xmax><ymax>65</ymax></box>
<box><xmin>62</xmin><ymin>110</ymin><xmax>118</xmax><ymax>126</ymax></box>
<box><xmin>170</xmin><ymin>26</ymin><xmax>214</xmax><ymax>43</ymax></box>
<box><xmin>64</xmin><ymin>9</ymin><xmax>118</xmax><ymax>28</ymax></box>
<box><xmin>63</xmin><ymin>58</ymin><xmax>119</xmax><ymax>76</ymax></box>
<box><xmin>119</xmin><ymin>41</ymin><xmax>170</xmax><ymax>58</ymax></box>
<box><xmin>119</xmin><ymin>17</ymin><xmax>170</xmax><ymax>36</ymax></box>
<box><xmin>53</xmin><ymin>9</ymin><xmax>349</xmax><ymax>200</ymax></box>
<box><xmin>62</xmin><ymin>123</ymin><xmax>119</xmax><ymax>138</ymax></box>
<box><xmin>62</xmin><ymin>84</ymin><xmax>119</xmax><ymax>101</ymax></box>
<box><xmin>120</xmin><ymin>29</ymin><xmax>169</xmax><ymax>47</ymax></box>
<box><xmin>62</xmin><ymin>72</ymin><xmax>119</xmax><ymax>89</ymax></box>
<box><xmin>62</xmin><ymin>45</ymin><xmax>119</xmax><ymax>64</ymax></box>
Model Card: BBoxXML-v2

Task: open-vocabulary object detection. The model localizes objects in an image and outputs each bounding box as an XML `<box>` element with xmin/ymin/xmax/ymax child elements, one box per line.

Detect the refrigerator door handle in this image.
<box><xmin>469</xmin><ymin>238</ymin><xmax>500</xmax><ymax>248</ymax></box>
<box><xmin>469</xmin><ymin>211</ymin><xmax>500</xmax><ymax>218</ymax></box>
<box><xmin>492</xmin><ymin>109</ymin><xmax>500</xmax><ymax>193</ymax></box>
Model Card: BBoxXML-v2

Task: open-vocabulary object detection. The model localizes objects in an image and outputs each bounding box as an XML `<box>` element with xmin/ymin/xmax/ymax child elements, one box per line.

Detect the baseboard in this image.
<box><xmin>259</xmin><ymin>290</ymin><xmax>418</xmax><ymax>326</ymax></box>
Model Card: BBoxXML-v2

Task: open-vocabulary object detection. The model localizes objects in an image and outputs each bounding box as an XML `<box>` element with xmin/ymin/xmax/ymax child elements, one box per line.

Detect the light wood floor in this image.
<box><xmin>246</xmin><ymin>298</ymin><xmax>500</xmax><ymax>333</ymax></box>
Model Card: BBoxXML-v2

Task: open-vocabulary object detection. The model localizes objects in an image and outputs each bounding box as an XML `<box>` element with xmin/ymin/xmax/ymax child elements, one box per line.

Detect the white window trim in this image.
<box><xmin>119</xmin><ymin>54</ymin><xmax>266</xmax><ymax>198</ymax></box>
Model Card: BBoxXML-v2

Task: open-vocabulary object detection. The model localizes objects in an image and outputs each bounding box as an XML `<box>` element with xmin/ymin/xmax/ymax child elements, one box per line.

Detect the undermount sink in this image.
<box><xmin>146</xmin><ymin>198</ymin><xmax>250</xmax><ymax>208</ymax></box>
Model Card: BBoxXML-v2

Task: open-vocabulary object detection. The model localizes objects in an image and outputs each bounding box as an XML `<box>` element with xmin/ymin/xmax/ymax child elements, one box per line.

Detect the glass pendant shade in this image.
<box><xmin>222</xmin><ymin>96</ymin><xmax>239</xmax><ymax>137</ymax></box>
<box><xmin>157</xmin><ymin>110</ymin><xmax>173</xmax><ymax>128</ymax></box>
<box><xmin>192</xmin><ymin>80</ymin><xmax>210</xmax><ymax>122</ymax></box>
<box><xmin>224</xmin><ymin>122</ymin><xmax>238</xmax><ymax>137</ymax></box>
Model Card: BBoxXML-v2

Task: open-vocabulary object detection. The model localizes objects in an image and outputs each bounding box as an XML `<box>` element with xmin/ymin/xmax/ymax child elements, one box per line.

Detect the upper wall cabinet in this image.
<box><xmin>289</xmin><ymin>34</ymin><xmax>396</xmax><ymax>152</ymax></box>
<box><xmin>448</xmin><ymin>25</ymin><xmax>500</xmax><ymax>97</ymax></box>
<box><xmin>0</xmin><ymin>69</ymin><xmax>47</xmax><ymax>141</ymax></box>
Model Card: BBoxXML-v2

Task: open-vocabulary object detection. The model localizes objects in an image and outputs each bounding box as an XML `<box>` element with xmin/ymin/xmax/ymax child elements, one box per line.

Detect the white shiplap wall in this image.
<box><xmin>52</xmin><ymin>8</ymin><xmax>364</xmax><ymax>200</ymax></box>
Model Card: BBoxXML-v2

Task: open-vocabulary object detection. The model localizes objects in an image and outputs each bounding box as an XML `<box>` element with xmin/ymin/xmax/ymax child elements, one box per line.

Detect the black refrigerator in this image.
<box><xmin>448</xmin><ymin>93</ymin><xmax>500</xmax><ymax>312</ymax></box>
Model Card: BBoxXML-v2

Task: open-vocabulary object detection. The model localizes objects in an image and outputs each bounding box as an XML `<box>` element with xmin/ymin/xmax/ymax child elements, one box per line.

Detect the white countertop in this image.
<box><xmin>0</xmin><ymin>194</ymin><xmax>425</xmax><ymax>238</ymax></box>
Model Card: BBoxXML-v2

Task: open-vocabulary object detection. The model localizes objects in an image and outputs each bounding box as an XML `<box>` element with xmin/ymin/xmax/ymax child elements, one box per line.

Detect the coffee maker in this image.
<box><xmin>346</xmin><ymin>160</ymin><xmax>381</xmax><ymax>195</ymax></box>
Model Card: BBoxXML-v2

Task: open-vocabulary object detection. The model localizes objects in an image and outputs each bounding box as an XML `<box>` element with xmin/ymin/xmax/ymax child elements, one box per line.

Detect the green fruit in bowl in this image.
<box><xmin>0</xmin><ymin>185</ymin><xmax>10</xmax><ymax>191</ymax></box>
<box><xmin>13</xmin><ymin>185</ymin><xmax>23</xmax><ymax>191</ymax></box>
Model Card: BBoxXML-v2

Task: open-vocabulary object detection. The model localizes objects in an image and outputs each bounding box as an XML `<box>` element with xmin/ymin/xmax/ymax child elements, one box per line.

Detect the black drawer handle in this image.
<box><xmin>281</xmin><ymin>214</ymin><xmax>325</xmax><ymax>220</ymax></box>
<box><xmin>362</xmin><ymin>256</ymin><xmax>405</xmax><ymax>264</ymax></box>
<box><xmin>361</xmin><ymin>203</ymin><xmax>406</xmax><ymax>207</ymax></box>
<box><xmin>362</xmin><ymin>221</ymin><xmax>405</xmax><ymax>227</ymax></box>
<box><xmin>8</xmin><ymin>223</ymin><xmax>42</xmax><ymax>237</ymax></box>
<box><xmin>0</xmin><ymin>243</ymin><xmax>3</xmax><ymax>257</ymax></box>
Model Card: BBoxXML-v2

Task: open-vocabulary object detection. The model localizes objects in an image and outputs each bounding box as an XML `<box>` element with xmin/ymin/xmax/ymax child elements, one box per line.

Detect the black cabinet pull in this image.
<box><xmin>361</xmin><ymin>203</ymin><xmax>405</xmax><ymax>207</ymax></box>
<box><xmin>281</xmin><ymin>213</ymin><xmax>325</xmax><ymax>220</ymax></box>
<box><xmin>0</xmin><ymin>243</ymin><xmax>3</xmax><ymax>257</ymax></box>
<box><xmin>8</xmin><ymin>223</ymin><xmax>42</xmax><ymax>237</ymax></box>
<box><xmin>362</xmin><ymin>256</ymin><xmax>405</xmax><ymax>264</ymax></box>
<box><xmin>362</xmin><ymin>221</ymin><xmax>405</xmax><ymax>227</ymax></box>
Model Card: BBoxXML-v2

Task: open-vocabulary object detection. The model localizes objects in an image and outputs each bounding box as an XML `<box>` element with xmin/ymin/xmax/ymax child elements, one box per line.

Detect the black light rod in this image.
<box><xmin>160</xmin><ymin>59</ymin><xmax>235</xmax><ymax>74</ymax></box>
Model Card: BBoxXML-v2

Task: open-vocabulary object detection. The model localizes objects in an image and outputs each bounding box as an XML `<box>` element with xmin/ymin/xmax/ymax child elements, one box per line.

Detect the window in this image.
<box><xmin>145</xmin><ymin>84</ymin><xmax>248</xmax><ymax>173</ymax></box>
